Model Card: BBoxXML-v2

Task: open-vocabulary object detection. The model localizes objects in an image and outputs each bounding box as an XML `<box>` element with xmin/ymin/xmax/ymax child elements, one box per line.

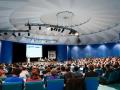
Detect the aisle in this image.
<box><xmin>98</xmin><ymin>83</ymin><xmax>120</xmax><ymax>90</ymax></box>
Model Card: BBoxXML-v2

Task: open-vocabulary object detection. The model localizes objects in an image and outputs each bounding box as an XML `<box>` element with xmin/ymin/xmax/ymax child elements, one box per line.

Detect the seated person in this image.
<box><xmin>72</xmin><ymin>66</ymin><xmax>83</xmax><ymax>78</ymax></box>
<box><xmin>60</xmin><ymin>66</ymin><xmax>66</xmax><ymax>76</ymax></box>
<box><xmin>19</xmin><ymin>66</ymin><xmax>30</xmax><ymax>81</ymax></box>
<box><xmin>0</xmin><ymin>69</ymin><xmax>6</xmax><ymax>81</ymax></box>
<box><xmin>83</xmin><ymin>64</ymin><xmax>88</xmax><ymax>73</ymax></box>
<box><xmin>47</xmin><ymin>69</ymin><xmax>60</xmax><ymax>80</ymax></box>
<box><xmin>95</xmin><ymin>64</ymin><xmax>103</xmax><ymax>76</ymax></box>
<box><xmin>84</xmin><ymin>64</ymin><xmax>98</xmax><ymax>77</ymax></box>
<box><xmin>102</xmin><ymin>64</ymin><xmax>113</xmax><ymax>79</ymax></box>
<box><xmin>99</xmin><ymin>64</ymin><xmax>113</xmax><ymax>84</ymax></box>
<box><xmin>26</xmin><ymin>67</ymin><xmax>42</xmax><ymax>82</ymax></box>
<box><xmin>64</xmin><ymin>67</ymin><xmax>74</xmax><ymax>83</ymax></box>
<box><xmin>65</xmin><ymin>67</ymin><xmax>84</xmax><ymax>90</ymax></box>
<box><xmin>4</xmin><ymin>68</ymin><xmax>24</xmax><ymax>83</ymax></box>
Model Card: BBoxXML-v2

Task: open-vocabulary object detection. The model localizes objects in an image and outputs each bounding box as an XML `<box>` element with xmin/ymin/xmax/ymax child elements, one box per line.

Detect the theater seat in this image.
<box><xmin>0</xmin><ymin>77</ymin><xmax>6</xmax><ymax>81</ymax></box>
<box><xmin>114</xmin><ymin>71</ymin><xmax>119</xmax><ymax>81</ymax></box>
<box><xmin>2</xmin><ymin>82</ymin><xmax>23</xmax><ymax>90</ymax></box>
<box><xmin>108</xmin><ymin>70</ymin><xmax>120</xmax><ymax>83</ymax></box>
<box><xmin>47</xmin><ymin>79</ymin><xmax>64</xmax><ymax>90</ymax></box>
<box><xmin>107</xmin><ymin>71</ymin><xmax>116</xmax><ymax>84</ymax></box>
<box><xmin>118</xmin><ymin>70</ymin><xmax>120</xmax><ymax>80</ymax></box>
<box><xmin>25</xmin><ymin>81</ymin><xmax>45</xmax><ymax>90</ymax></box>
<box><xmin>85</xmin><ymin>77</ymin><xmax>99</xmax><ymax>90</ymax></box>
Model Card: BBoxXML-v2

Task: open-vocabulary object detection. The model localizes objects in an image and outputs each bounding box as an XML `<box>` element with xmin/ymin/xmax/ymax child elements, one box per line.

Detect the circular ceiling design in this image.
<box><xmin>0</xmin><ymin>0</ymin><xmax>120</xmax><ymax>44</ymax></box>
<box><xmin>40</xmin><ymin>11</ymin><xmax>90</xmax><ymax>27</ymax></box>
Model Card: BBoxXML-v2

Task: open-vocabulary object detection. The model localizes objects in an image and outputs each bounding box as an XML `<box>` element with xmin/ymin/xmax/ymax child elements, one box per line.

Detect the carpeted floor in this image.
<box><xmin>98</xmin><ymin>83</ymin><xmax>120</xmax><ymax>90</ymax></box>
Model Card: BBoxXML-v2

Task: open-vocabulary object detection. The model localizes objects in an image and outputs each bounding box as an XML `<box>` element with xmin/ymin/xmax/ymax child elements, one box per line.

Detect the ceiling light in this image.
<box><xmin>58</xmin><ymin>28</ymin><xmax>61</xmax><ymax>32</ymax></box>
<box><xmin>28</xmin><ymin>32</ymin><xmax>30</xmax><ymax>36</ymax></box>
<box><xmin>28</xmin><ymin>25</ymin><xmax>31</xmax><ymax>30</ymax></box>
<box><xmin>18</xmin><ymin>32</ymin><xmax>21</xmax><ymax>36</ymax></box>
<box><xmin>39</xmin><ymin>26</ymin><xmax>41</xmax><ymax>30</ymax></box>
<box><xmin>54</xmin><ymin>28</ymin><xmax>57</xmax><ymax>31</ymax></box>
<box><xmin>75</xmin><ymin>32</ymin><xmax>79</xmax><ymax>36</ymax></box>
<box><xmin>12</xmin><ymin>33</ymin><xmax>16</xmax><ymax>37</ymax></box>
<box><xmin>51</xmin><ymin>27</ymin><xmax>54</xmax><ymax>31</ymax></box>
<box><xmin>61</xmin><ymin>28</ymin><xmax>64</xmax><ymax>33</ymax></box>
<box><xmin>4</xmin><ymin>32</ymin><xmax>8</xmax><ymax>35</ymax></box>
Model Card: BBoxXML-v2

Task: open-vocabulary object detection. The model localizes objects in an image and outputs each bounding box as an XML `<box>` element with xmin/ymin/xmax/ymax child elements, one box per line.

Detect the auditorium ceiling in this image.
<box><xmin>0</xmin><ymin>0</ymin><xmax>120</xmax><ymax>45</ymax></box>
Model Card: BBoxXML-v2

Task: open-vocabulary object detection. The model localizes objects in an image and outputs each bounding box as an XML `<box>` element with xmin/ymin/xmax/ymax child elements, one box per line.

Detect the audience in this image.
<box><xmin>83</xmin><ymin>64</ymin><xmax>88</xmax><ymax>73</ymax></box>
<box><xmin>64</xmin><ymin>67</ymin><xmax>73</xmax><ymax>83</ymax></box>
<box><xmin>26</xmin><ymin>67</ymin><xmax>42</xmax><ymax>82</ymax></box>
<box><xmin>47</xmin><ymin>69</ymin><xmax>60</xmax><ymax>80</ymax></box>
<box><xmin>20</xmin><ymin>66</ymin><xmax>30</xmax><ymax>81</ymax></box>
<box><xmin>0</xmin><ymin>56</ymin><xmax>119</xmax><ymax>89</ymax></box>
<box><xmin>84</xmin><ymin>64</ymin><xmax>98</xmax><ymax>77</ymax></box>
<box><xmin>4</xmin><ymin>68</ymin><xmax>24</xmax><ymax>83</ymax></box>
<box><xmin>0</xmin><ymin>65</ymin><xmax>6</xmax><ymax>78</ymax></box>
<box><xmin>72</xmin><ymin>66</ymin><xmax>83</xmax><ymax>78</ymax></box>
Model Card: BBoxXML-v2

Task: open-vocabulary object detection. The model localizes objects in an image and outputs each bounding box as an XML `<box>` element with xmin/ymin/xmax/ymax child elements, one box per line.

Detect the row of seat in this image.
<box><xmin>106</xmin><ymin>70</ymin><xmax>120</xmax><ymax>84</ymax></box>
<box><xmin>0</xmin><ymin>77</ymin><xmax>99</xmax><ymax>90</ymax></box>
<box><xmin>1</xmin><ymin>79</ymin><xmax>64</xmax><ymax>90</ymax></box>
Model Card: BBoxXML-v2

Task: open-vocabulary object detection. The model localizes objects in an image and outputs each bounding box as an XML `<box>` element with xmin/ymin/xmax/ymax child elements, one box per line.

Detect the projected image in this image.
<box><xmin>26</xmin><ymin>44</ymin><xmax>42</xmax><ymax>58</ymax></box>
<box><xmin>48</xmin><ymin>51</ymin><xmax>56</xmax><ymax>59</ymax></box>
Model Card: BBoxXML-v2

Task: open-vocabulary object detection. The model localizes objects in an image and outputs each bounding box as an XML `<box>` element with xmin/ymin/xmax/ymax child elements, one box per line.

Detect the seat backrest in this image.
<box><xmin>107</xmin><ymin>71</ymin><xmax>116</xmax><ymax>83</ymax></box>
<box><xmin>47</xmin><ymin>79</ymin><xmax>64</xmax><ymax>90</ymax></box>
<box><xmin>118</xmin><ymin>70</ymin><xmax>120</xmax><ymax>80</ymax></box>
<box><xmin>85</xmin><ymin>77</ymin><xmax>99</xmax><ymax>90</ymax></box>
<box><xmin>114</xmin><ymin>71</ymin><xmax>119</xmax><ymax>81</ymax></box>
<box><xmin>2</xmin><ymin>82</ymin><xmax>23</xmax><ymax>90</ymax></box>
<box><xmin>0</xmin><ymin>77</ymin><xmax>6</xmax><ymax>81</ymax></box>
<box><xmin>25</xmin><ymin>81</ymin><xmax>44</xmax><ymax>90</ymax></box>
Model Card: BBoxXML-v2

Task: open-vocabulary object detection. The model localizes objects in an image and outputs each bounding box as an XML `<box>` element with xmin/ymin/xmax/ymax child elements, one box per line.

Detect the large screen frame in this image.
<box><xmin>26</xmin><ymin>44</ymin><xmax>42</xmax><ymax>58</ymax></box>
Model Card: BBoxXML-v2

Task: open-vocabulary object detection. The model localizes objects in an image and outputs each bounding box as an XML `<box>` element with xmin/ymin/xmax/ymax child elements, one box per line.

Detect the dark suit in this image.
<box><xmin>85</xmin><ymin>71</ymin><xmax>98</xmax><ymax>77</ymax></box>
<box><xmin>65</xmin><ymin>77</ymin><xmax>85</xmax><ymax>90</ymax></box>
<box><xmin>64</xmin><ymin>72</ymin><xmax>73</xmax><ymax>83</ymax></box>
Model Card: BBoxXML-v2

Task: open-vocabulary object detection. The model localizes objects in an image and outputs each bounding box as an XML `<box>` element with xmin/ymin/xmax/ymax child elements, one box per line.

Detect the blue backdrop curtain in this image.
<box><xmin>1</xmin><ymin>40</ymin><xmax>120</xmax><ymax>64</ymax></box>
<box><xmin>69</xmin><ymin>43</ymin><xmax>120</xmax><ymax>59</ymax></box>
<box><xmin>57</xmin><ymin>45</ymin><xmax>67</xmax><ymax>62</ymax></box>
<box><xmin>0</xmin><ymin>41</ymin><xmax>13</xmax><ymax>64</ymax></box>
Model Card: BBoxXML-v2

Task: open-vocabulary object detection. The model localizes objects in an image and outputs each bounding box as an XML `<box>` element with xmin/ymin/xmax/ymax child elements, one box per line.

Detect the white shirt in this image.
<box><xmin>20</xmin><ymin>70</ymin><xmax>29</xmax><ymax>81</ymax></box>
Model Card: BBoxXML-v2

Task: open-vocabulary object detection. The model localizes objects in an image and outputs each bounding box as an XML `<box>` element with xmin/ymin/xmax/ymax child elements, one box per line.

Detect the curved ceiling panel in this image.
<box><xmin>0</xmin><ymin>0</ymin><xmax>120</xmax><ymax>44</ymax></box>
